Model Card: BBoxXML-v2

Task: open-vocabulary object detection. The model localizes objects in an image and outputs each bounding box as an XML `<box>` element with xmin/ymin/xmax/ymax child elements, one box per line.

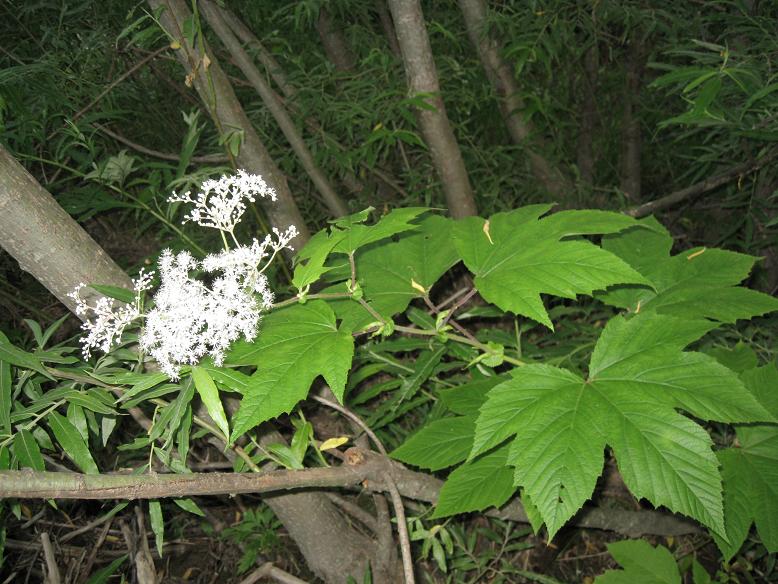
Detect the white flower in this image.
<box><xmin>68</xmin><ymin>269</ymin><xmax>153</xmax><ymax>359</ymax></box>
<box><xmin>138</xmin><ymin>247</ymin><xmax>268</xmax><ymax>380</ymax></box>
<box><xmin>72</xmin><ymin>172</ymin><xmax>298</xmax><ymax>380</ymax></box>
<box><xmin>168</xmin><ymin>169</ymin><xmax>277</xmax><ymax>234</ymax></box>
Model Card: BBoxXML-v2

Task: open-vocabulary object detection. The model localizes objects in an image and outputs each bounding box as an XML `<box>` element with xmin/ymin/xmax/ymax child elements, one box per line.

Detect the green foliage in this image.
<box><xmin>454</xmin><ymin>207</ymin><xmax>650</xmax><ymax>328</ymax></box>
<box><xmin>595</xmin><ymin>540</ymin><xmax>680</xmax><ymax>584</ymax></box>
<box><xmin>222</xmin><ymin>505</ymin><xmax>282</xmax><ymax>574</ymax></box>
<box><xmin>228</xmin><ymin>300</ymin><xmax>354</xmax><ymax>441</ymax></box>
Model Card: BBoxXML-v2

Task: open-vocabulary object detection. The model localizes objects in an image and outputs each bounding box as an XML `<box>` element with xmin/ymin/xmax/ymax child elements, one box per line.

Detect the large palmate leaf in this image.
<box><xmin>229</xmin><ymin>301</ymin><xmax>354</xmax><ymax>441</ymax></box>
<box><xmin>599</xmin><ymin>216</ymin><xmax>778</xmax><ymax>322</ymax></box>
<box><xmin>471</xmin><ymin>313</ymin><xmax>773</xmax><ymax>538</ymax></box>
<box><xmin>453</xmin><ymin>207</ymin><xmax>650</xmax><ymax>328</ymax></box>
<box><xmin>715</xmin><ymin>365</ymin><xmax>778</xmax><ymax>560</ymax></box>
<box><xmin>329</xmin><ymin>215</ymin><xmax>461</xmax><ymax>330</ymax></box>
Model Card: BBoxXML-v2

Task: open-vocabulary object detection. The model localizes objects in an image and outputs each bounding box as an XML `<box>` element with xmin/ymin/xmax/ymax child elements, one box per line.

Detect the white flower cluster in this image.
<box><xmin>168</xmin><ymin>169</ymin><xmax>277</xmax><ymax>234</ymax></box>
<box><xmin>69</xmin><ymin>270</ymin><xmax>154</xmax><ymax>358</ymax></box>
<box><xmin>72</xmin><ymin>172</ymin><xmax>297</xmax><ymax>380</ymax></box>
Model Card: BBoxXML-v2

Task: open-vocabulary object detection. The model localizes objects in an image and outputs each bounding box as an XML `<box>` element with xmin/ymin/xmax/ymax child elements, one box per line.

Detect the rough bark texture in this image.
<box><xmin>316</xmin><ymin>6</ymin><xmax>357</xmax><ymax>72</ymax></box>
<box><xmin>577</xmin><ymin>44</ymin><xmax>599</xmax><ymax>186</ymax></box>
<box><xmin>0</xmin><ymin>145</ymin><xmax>133</xmax><ymax>315</ymax></box>
<box><xmin>0</xmin><ymin>449</ymin><xmax>702</xmax><ymax>538</ymax></box>
<box><xmin>459</xmin><ymin>0</ymin><xmax>572</xmax><ymax>199</ymax></box>
<box><xmin>148</xmin><ymin>0</ymin><xmax>310</xmax><ymax>245</ymax></box>
<box><xmin>199</xmin><ymin>0</ymin><xmax>349</xmax><ymax>218</ymax></box>
<box><xmin>620</xmin><ymin>38</ymin><xmax>644</xmax><ymax>201</ymax></box>
<box><xmin>388</xmin><ymin>0</ymin><xmax>478</xmax><ymax>218</ymax></box>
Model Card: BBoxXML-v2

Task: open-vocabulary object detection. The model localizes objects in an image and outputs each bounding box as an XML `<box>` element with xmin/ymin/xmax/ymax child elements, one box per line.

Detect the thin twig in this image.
<box><xmin>71</xmin><ymin>46</ymin><xmax>169</xmax><ymax>125</ymax></box>
<box><xmin>626</xmin><ymin>149</ymin><xmax>778</xmax><ymax>217</ymax></box>
<box><xmin>310</xmin><ymin>395</ymin><xmax>387</xmax><ymax>455</ymax></box>
<box><xmin>40</xmin><ymin>532</ymin><xmax>61</xmax><ymax>584</ymax></box>
<box><xmin>310</xmin><ymin>395</ymin><xmax>413</xmax><ymax>582</ymax></box>
<box><xmin>385</xmin><ymin>475</ymin><xmax>415</xmax><ymax>584</ymax></box>
<box><xmin>93</xmin><ymin>124</ymin><xmax>228</xmax><ymax>164</ymax></box>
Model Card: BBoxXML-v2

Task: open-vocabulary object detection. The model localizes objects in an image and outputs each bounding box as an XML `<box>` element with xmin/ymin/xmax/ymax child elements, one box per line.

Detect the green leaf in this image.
<box><xmin>330</xmin><ymin>215</ymin><xmax>460</xmax><ymax>330</ymax></box>
<box><xmin>148</xmin><ymin>500</ymin><xmax>164</xmax><ymax>557</ymax></box>
<box><xmin>705</xmin><ymin>343</ymin><xmax>758</xmax><ymax>373</ymax></box>
<box><xmin>397</xmin><ymin>345</ymin><xmax>446</xmax><ymax>402</ymax></box>
<box><xmin>199</xmin><ymin>365</ymin><xmax>252</xmax><ymax>393</ymax></box>
<box><xmin>600</xmin><ymin>221</ymin><xmax>778</xmax><ymax>323</ymax></box>
<box><xmin>292</xmin><ymin>228</ymin><xmax>345</xmax><ymax>291</ymax></box>
<box><xmin>472</xmin><ymin>313</ymin><xmax>771</xmax><ymax>538</ymax></box>
<box><xmin>432</xmin><ymin>444</ymin><xmax>515</xmax><ymax>518</ymax></box>
<box><xmin>0</xmin><ymin>333</ymin><xmax>51</xmax><ymax>378</ymax></box>
<box><xmin>391</xmin><ymin>416</ymin><xmax>475</xmax><ymax>471</ymax></box>
<box><xmin>173</xmin><ymin>498</ymin><xmax>205</xmax><ymax>517</ymax></box>
<box><xmin>454</xmin><ymin>207</ymin><xmax>650</xmax><ymax>328</ymax></box>
<box><xmin>230</xmin><ymin>301</ymin><xmax>354</xmax><ymax>440</ymax></box>
<box><xmin>741</xmin><ymin>363</ymin><xmax>778</xmax><ymax>418</ymax></box>
<box><xmin>88</xmin><ymin>284</ymin><xmax>136</xmax><ymax>304</ymax></box>
<box><xmin>331</xmin><ymin>207</ymin><xmax>427</xmax><ymax>254</ymax></box>
<box><xmin>595</xmin><ymin>540</ymin><xmax>680</xmax><ymax>584</ymax></box>
<box><xmin>472</xmin><ymin>365</ymin><xmax>604</xmax><ymax>537</ymax></box>
<box><xmin>714</xmin><ymin>366</ymin><xmax>778</xmax><ymax>560</ymax></box>
<box><xmin>13</xmin><ymin>429</ymin><xmax>45</xmax><ymax>471</ymax></box>
<box><xmin>48</xmin><ymin>411</ymin><xmax>99</xmax><ymax>474</ymax></box>
<box><xmin>191</xmin><ymin>366</ymin><xmax>229</xmax><ymax>440</ymax></box>
<box><xmin>84</xmin><ymin>554</ymin><xmax>128</xmax><ymax>584</ymax></box>
<box><xmin>0</xmin><ymin>361</ymin><xmax>11</xmax><ymax>436</ymax></box>
<box><xmin>117</xmin><ymin>372</ymin><xmax>169</xmax><ymax>403</ymax></box>
<box><xmin>437</xmin><ymin>377</ymin><xmax>504</xmax><ymax>416</ymax></box>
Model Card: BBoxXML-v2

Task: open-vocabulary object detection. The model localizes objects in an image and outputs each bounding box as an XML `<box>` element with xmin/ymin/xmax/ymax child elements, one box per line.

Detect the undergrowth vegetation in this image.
<box><xmin>0</xmin><ymin>1</ymin><xmax>777</xmax><ymax>582</ymax></box>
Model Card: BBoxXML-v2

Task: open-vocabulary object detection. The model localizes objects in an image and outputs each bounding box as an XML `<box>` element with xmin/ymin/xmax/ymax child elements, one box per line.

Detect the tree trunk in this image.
<box><xmin>374</xmin><ymin>0</ymin><xmax>401</xmax><ymax>58</ymax></box>
<box><xmin>199</xmin><ymin>0</ymin><xmax>349</xmax><ymax>218</ymax></box>
<box><xmin>218</xmin><ymin>4</ymin><xmax>369</xmax><ymax>197</ymax></box>
<box><xmin>578</xmin><ymin>44</ymin><xmax>599</xmax><ymax>187</ymax></box>
<box><xmin>458</xmin><ymin>0</ymin><xmax>572</xmax><ymax>200</ymax></box>
<box><xmin>316</xmin><ymin>6</ymin><xmax>357</xmax><ymax>72</ymax></box>
<box><xmin>0</xmin><ymin>145</ymin><xmax>132</xmax><ymax>315</ymax></box>
<box><xmin>218</xmin><ymin>6</ymin><xmax>298</xmax><ymax>101</ymax></box>
<box><xmin>148</xmin><ymin>0</ymin><xmax>310</xmax><ymax>245</ymax></box>
<box><xmin>388</xmin><ymin>0</ymin><xmax>477</xmax><ymax>218</ymax></box>
<box><xmin>620</xmin><ymin>38</ymin><xmax>644</xmax><ymax>202</ymax></box>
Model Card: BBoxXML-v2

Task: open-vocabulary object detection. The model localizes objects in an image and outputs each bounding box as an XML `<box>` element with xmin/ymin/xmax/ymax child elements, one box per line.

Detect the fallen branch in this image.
<box><xmin>626</xmin><ymin>149</ymin><xmax>778</xmax><ymax>218</ymax></box>
<box><xmin>1</xmin><ymin>448</ymin><xmax>700</xmax><ymax>538</ymax></box>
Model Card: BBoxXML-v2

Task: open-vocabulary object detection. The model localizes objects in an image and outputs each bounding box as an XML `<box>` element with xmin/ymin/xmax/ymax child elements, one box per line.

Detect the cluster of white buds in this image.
<box><xmin>69</xmin><ymin>269</ymin><xmax>154</xmax><ymax>358</ymax></box>
<box><xmin>167</xmin><ymin>169</ymin><xmax>277</xmax><ymax>235</ymax></box>
<box><xmin>72</xmin><ymin>171</ymin><xmax>297</xmax><ymax>380</ymax></box>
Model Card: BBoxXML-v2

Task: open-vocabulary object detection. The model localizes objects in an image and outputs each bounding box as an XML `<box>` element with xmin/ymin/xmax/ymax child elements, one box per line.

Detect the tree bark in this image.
<box><xmin>374</xmin><ymin>0</ymin><xmax>401</xmax><ymax>58</ymax></box>
<box><xmin>0</xmin><ymin>145</ymin><xmax>132</xmax><ymax>315</ymax></box>
<box><xmin>620</xmin><ymin>38</ymin><xmax>644</xmax><ymax>202</ymax></box>
<box><xmin>148</xmin><ymin>0</ymin><xmax>310</xmax><ymax>245</ymax></box>
<box><xmin>388</xmin><ymin>0</ymin><xmax>477</xmax><ymax>218</ymax></box>
<box><xmin>217</xmin><ymin>5</ymin><xmax>370</xmax><ymax>198</ymax></box>
<box><xmin>199</xmin><ymin>0</ymin><xmax>349</xmax><ymax>218</ymax></box>
<box><xmin>578</xmin><ymin>44</ymin><xmax>599</xmax><ymax>186</ymax></box>
<box><xmin>316</xmin><ymin>6</ymin><xmax>357</xmax><ymax>72</ymax></box>
<box><xmin>0</xmin><ymin>449</ymin><xmax>702</xmax><ymax>538</ymax></box>
<box><xmin>458</xmin><ymin>0</ymin><xmax>573</xmax><ymax>200</ymax></box>
<box><xmin>218</xmin><ymin>6</ymin><xmax>298</xmax><ymax>100</ymax></box>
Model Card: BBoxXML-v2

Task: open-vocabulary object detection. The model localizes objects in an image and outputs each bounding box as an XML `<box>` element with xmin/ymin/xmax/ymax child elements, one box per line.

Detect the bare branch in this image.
<box><xmin>626</xmin><ymin>149</ymin><xmax>778</xmax><ymax>217</ymax></box>
<box><xmin>0</xmin><ymin>448</ymin><xmax>701</xmax><ymax>538</ymax></box>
